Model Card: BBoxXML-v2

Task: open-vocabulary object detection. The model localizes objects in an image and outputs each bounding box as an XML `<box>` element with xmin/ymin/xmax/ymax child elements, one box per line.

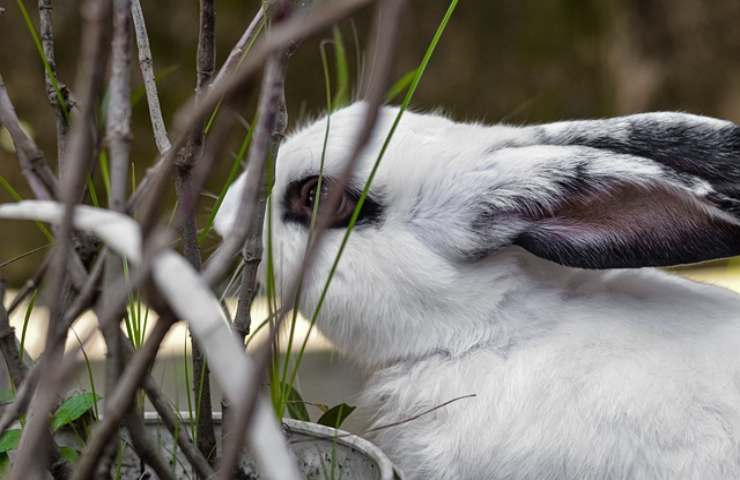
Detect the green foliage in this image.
<box><xmin>317</xmin><ymin>403</ymin><xmax>356</xmax><ymax>429</ymax></box>
<box><xmin>59</xmin><ymin>446</ymin><xmax>80</xmax><ymax>462</ymax></box>
<box><xmin>0</xmin><ymin>389</ymin><xmax>13</xmax><ymax>405</ymax></box>
<box><xmin>282</xmin><ymin>382</ymin><xmax>310</xmax><ymax>422</ymax></box>
<box><xmin>51</xmin><ymin>392</ymin><xmax>100</xmax><ymax>431</ymax></box>
<box><xmin>0</xmin><ymin>429</ymin><xmax>21</xmax><ymax>453</ymax></box>
<box><xmin>19</xmin><ymin>289</ymin><xmax>37</xmax><ymax>363</ymax></box>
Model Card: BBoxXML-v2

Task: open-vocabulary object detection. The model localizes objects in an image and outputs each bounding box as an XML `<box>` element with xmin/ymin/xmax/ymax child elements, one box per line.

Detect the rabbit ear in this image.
<box><xmin>456</xmin><ymin>113</ymin><xmax>740</xmax><ymax>269</ymax></box>
<box><xmin>533</xmin><ymin>112</ymin><xmax>740</xmax><ymax>202</ymax></box>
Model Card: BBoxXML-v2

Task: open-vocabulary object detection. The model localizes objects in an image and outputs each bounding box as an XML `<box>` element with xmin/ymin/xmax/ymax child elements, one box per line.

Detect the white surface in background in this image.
<box><xmin>1</xmin><ymin>295</ymin><xmax>333</xmax><ymax>361</ymax></box>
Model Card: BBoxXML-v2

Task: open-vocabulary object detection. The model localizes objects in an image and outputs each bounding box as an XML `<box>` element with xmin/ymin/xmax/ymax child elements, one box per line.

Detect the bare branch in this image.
<box><xmin>211</xmin><ymin>6</ymin><xmax>265</xmax><ymax>90</ymax></box>
<box><xmin>218</xmin><ymin>5</ymin><xmax>292</xmax><ymax>474</ymax></box>
<box><xmin>71</xmin><ymin>312</ymin><xmax>175</xmax><ymax>480</ymax></box>
<box><xmin>142</xmin><ymin>375</ymin><xmax>216</xmax><ymax>479</ymax></box>
<box><xmin>106</xmin><ymin>0</ymin><xmax>132</xmax><ymax>214</ymax></box>
<box><xmin>124</xmin><ymin>410</ymin><xmax>177</xmax><ymax>480</ymax></box>
<box><xmin>38</xmin><ymin>0</ymin><xmax>70</xmax><ymax>161</ymax></box>
<box><xmin>0</xmin><ymin>74</ymin><xmax>58</xmax><ymax>199</ymax></box>
<box><xmin>99</xmin><ymin>0</ymin><xmax>134</xmax><ymax>473</ymax></box>
<box><xmin>172</xmin><ymin>0</ymin><xmax>218</xmax><ymax>468</ymax></box>
<box><xmin>0</xmin><ymin>281</ymin><xmax>29</xmax><ymax>388</ymax></box>
<box><xmin>11</xmin><ymin>0</ymin><xmax>113</xmax><ymax>475</ymax></box>
<box><xmin>221</xmin><ymin>3</ymin><xmax>405</xmax><ymax>463</ymax></box>
<box><xmin>0</xmin><ymin>252</ymin><xmax>105</xmax><ymax>440</ymax></box>
<box><xmin>7</xmin><ymin>255</ymin><xmax>48</xmax><ymax>315</ymax></box>
<box><xmin>130</xmin><ymin>0</ymin><xmax>172</xmax><ymax>154</ymax></box>
<box><xmin>129</xmin><ymin>0</ymin><xmax>377</xmax><ymax>232</ymax></box>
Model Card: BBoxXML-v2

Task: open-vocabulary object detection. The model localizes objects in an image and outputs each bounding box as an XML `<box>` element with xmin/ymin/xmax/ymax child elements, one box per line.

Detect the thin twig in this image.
<box><xmin>128</xmin><ymin>0</ymin><xmax>377</xmax><ymax>230</ymax></box>
<box><xmin>71</xmin><ymin>312</ymin><xmax>176</xmax><ymax>480</ymax></box>
<box><xmin>217</xmin><ymin>3</ymin><xmax>292</xmax><ymax>475</ymax></box>
<box><xmin>0</xmin><ymin>280</ymin><xmax>29</xmax><ymax>388</ymax></box>
<box><xmin>173</xmin><ymin>0</ymin><xmax>218</xmax><ymax>468</ymax></box>
<box><xmin>10</xmin><ymin>0</ymin><xmax>112</xmax><ymax>476</ymax></box>
<box><xmin>130</xmin><ymin>0</ymin><xmax>172</xmax><ymax>154</ymax></box>
<box><xmin>141</xmin><ymin>375</ymin><xmax>216</xmax><ymax>479</ymax></box>
<box><xmin>124</xmin><ymin>410</ymin><xmax>178</xmax><ymax>480</ymax></box>
<box><xmin>210</xmin><ymin>5</ymin><xmax>265</xmax><ymax>90</ymax></box>
<box><xmin>0</xmin><ymin>252</ymin><xmax>105</xmax><ymax>440</ymax></box>
<box><xmin>0</xmin><ymin>74</ymin><xmax>89</xmax><ymax>289</ymax></box>
<box><xmin>7</xmin><ymin>256</ymin><xmax>48</xmax><ymax>314</ymax></box>
<box><xmin>0</xmin><ymin>74</ymin><xmax>58</xmax><ymax>199</ymax></box>
<box><xmin>225</xmin><ymin>1</ymin><xmax>404</xmax><ymax>455</ymax></box>
<box><xmin>99</xmin><ymin>0</ymin><xmax>134</xmax><ymax>473</ymax></box>
<box><xmin>38</xmin><ymin>0</ymin><xmax>70</xmax><ymax>161</ymax></box>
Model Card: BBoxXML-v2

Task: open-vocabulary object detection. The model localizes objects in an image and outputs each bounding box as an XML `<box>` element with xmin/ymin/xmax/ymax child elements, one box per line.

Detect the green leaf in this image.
<box><xmin>386</xmin><ymin>68</ymin><xmax>418</xmax><ymax>103</ymax></box>
<box><xmin>59</xmin><ymin>446</ymin><xmax>80</xmax><ymax>462</ymax></box>
<box><xmin>0</xmin><ymin>389</ymin><xmax>14</xmax><ymax>405</ymax></box>
<box><xmin>51</xmin><ymin>392</ymin><xmax>99</xmax><ymax>431</ymax></box>
<box><xmin>0</xmin><ymin>429</ymin><xmax>21</xmax><ymax>453</ymax></box>
<box><xmin>282</xmin><ymin>383</ymin><xmax>310</xmax><ymax>422</ymax></box>
<box><xmin>317</xmin><ymin>403</ymin><xmax>356</xmax><ymax>429</ymax></box>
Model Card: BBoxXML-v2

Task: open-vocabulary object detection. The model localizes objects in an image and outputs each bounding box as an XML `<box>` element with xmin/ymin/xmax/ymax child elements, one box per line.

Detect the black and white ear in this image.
<box><xmin>471</xmin><ymin>113</ymin><xmax>740</xmax><ymax>268</ymax></box>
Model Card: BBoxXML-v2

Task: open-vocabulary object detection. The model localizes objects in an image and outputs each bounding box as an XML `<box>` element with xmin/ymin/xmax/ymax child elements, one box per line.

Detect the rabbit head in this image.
<box><xmin>216</xmin><ymin>102</ymin><xmax>740</xmax><ymax>367</ymax></box>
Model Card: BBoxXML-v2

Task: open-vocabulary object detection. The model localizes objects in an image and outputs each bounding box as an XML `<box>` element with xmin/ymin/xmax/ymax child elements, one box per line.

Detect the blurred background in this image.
<box><xmin>3</xmin><ymin>0</ymin><xmax>740</xmax><ymax>281</ymax></box>
<box><xmin>1</xmin><ymin>0</ymin><xmax>740</xmax><ymax>430</ymax></box>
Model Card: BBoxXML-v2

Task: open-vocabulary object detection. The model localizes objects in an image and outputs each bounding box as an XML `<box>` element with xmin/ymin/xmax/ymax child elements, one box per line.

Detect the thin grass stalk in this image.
<box><xmin>288</xmin><ymin>0</ymin><xmax>458</xmax><ymax>390</ymax></box>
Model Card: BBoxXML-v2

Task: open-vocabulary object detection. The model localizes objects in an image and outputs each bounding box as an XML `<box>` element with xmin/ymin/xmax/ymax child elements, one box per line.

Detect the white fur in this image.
<box><xmin>216</xmin><ymin>103</ymin><xmax>740</xmax><ymax>479</ymax></box>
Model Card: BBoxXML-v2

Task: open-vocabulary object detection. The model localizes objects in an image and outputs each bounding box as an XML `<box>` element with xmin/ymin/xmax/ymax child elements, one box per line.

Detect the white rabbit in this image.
<box><xmin>215</xmin><ymin>102</ymin><xmax>740</xmax><ymax>480</ymax></box>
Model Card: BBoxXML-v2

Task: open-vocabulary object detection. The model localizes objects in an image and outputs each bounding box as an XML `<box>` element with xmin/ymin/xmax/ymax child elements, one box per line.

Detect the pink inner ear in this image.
<box><xmin>538</xmin><ymin>184</ymin><xmax>704</xmax><ymax>242</ymax></box>
<box><xmin>516</xmin><ymin>182</ymin><xmax>740</xmax><ymax>268</ymax></box>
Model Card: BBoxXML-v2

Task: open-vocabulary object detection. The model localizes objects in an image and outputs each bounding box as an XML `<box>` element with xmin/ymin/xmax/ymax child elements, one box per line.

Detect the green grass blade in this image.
<box><xmin>98</xmin><ymin>149</ymin><xmax>111</xmax><ymax>201</ymax></box>
<box><xmin>386</xmin><ymin>68</ymin><xmax>418</xmax><ymax>103</ymax></box>
<box><xmin>86</xmin><ymin>176</ymin><xmax>100</xmax><ymax>207</ymax></box>
<box><xmin>277</xmin><ymin>40</ymin><xmax>335</xmax><ymax>416</ymax></box>
<box><xmin>289</xmin><ymin>0</ymin><xmax>460</xmax><ymax>388</ymax></box>
<box><xmin>332</xmin><ymin>26</ymin><xmax>350</xmax><ymax>109</ymax></box>
<box><xmin>0</xmin><ymin>243</ymin><xmax>50</xmax><ymax>270</ymax></box>
<box><xmin>19</xmin><ymin>290</ymin><xmax>37</xmax><ymax>363</ymax></box>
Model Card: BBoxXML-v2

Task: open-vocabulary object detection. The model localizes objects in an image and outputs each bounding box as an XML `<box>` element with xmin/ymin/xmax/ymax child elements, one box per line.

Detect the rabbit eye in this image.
<box><xmin>283</xmin><ymin>176</ymin><xmax>383</xmax><ymax>228</ymax></box>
